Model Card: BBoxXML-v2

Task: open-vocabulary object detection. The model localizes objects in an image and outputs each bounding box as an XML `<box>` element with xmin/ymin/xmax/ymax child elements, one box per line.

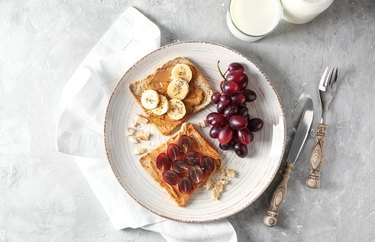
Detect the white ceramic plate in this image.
<box><xmin>104</xmin><ymin>41</ymin><xmax>285</xmax><ymax>222</ymax></box>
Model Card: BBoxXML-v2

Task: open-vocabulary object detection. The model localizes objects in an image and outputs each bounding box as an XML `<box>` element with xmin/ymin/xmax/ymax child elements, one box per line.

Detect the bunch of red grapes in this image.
<box><xmin>206</xmin><ymin>62</ymin><xmax>263</xmax><ymax>158</ymax></box>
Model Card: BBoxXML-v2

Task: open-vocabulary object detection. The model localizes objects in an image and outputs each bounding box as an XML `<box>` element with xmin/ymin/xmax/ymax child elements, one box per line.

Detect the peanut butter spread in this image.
<box><xmin>145</xmin><ymin>65</ymin><xmax>204</xmax><ymax>124</ymax></box>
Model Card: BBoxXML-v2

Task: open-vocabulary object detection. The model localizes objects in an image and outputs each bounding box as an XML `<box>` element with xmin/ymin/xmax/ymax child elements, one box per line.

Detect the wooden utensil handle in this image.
<box><xmin>264</xmin><ymin>163</ymin><xmax>294</xmax><ymax>227</ymax></box>
<box><xmin>306</xmin><ymin>123</ymin><xmax>327</xmax><ymax>189</ymax></box>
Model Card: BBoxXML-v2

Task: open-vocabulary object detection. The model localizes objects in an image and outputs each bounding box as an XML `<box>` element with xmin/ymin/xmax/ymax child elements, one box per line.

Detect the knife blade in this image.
<box><xmin>263</xmin><ymin>97</ymin><xmax>314</xmax><ymax>227</ymax></box>
<box><xmin>287</xmin><ymin>98</ymin><xmax>314</xmax><ymax>165</ymax></box>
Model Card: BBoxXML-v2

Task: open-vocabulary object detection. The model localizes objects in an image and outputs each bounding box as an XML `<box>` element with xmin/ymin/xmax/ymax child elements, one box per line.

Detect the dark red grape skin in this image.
<box><xmin>229</xmin><ymin>115</ymin><xmax>248</xmax><ymax>130</ymax></box>
<box><xmin>228</xmin><ymin>62</ymin><xmax>244</xmax><ymax>72</ymax></box>
<box><xmin>234</xmin><ymin>143</ymin><xmax>248</xmax><ymax>158</ymax></box>
<box><xmin>220</xmin><ymin>95</ymin><xmax>231</xmax><ymax>106</ymax></box>
<box><xmin>248</xmin><ymin>118</ymin><xmax>264</xmax><ymax>132</ymax></box>
<box><xmin>218</xmin><ymin>125</ymin><xmax>233</xmax><ymax>144</ymax></box>
<box><xmin>220</xmin><ymin>80</ymin><xmax>225</xmax><ymax>91</ymax></box>
<box><xmin>222</xmin><ymin>81</ymin><xmax>239</xmax><ymax>96</ymax></box>
<box><xmin>179</xmin><ymin>135</ymin><xmax>193</xmax><ymax>152</ymax></box>
<box><xmin>209</xmin><ymin>126</ymin><xmax>221</xmax><ymax>139</ymax></box>
<box><xmin>185</xmin><ymin>151</ymin><xmax>201</xmax><ymax>165</ymax></box>
<box><xmin>219</xmin><ymin>139</ymin><xmax>235</xmax><ymax>150</ymax></box>
<box><xmin>238</xmin><ymin>106</ymin><xmax>250</xmax><ymax>119</ymax></box>
<box><xmin>231</xmin><ymin>93</ymin><xmax>246</xmax><ymax>105</ymax></box>
<box><xmin>178</xmin><ymin>177</ymin><xmax>193</xmax><ymax>194</ymax></box>
<box><xmin>206</xmin><ymin>112</ymin><xmax>227</xmax><ymax>127</ymax></box>
<box><xmin>238</xmin><ymin>76</ymin><xmax>248</xmax><ymax>90</ymax></box>
<box><xmin>189</xmin><ymin>165</ymin><xmax>204</xmax><ymax>184</ymax></box>
<box><xmin>156</xmin><ymin>153</ymin><xmax>171</xmax><ymax>171</ymax></box>
<box><xmin>226</xmin><ymin>71</ymin><xmax>243</xmax><ymax>83</ymax></box>
<box><xmin>223</xmin><ymin>105</ymin><xmax>238</xmax><ymax>117</ymax></box>
<box><xmin>243</xmin><ymin>89</ymin><xmax>257</xmax><ymax>102</ymax></box>
<box><xmin>200</xmin><ymin>156</ymin><xmax>215</xmax><ymax>173</ymax></box>
<box><xmin>172</xmin><ymin>159</ymin><xmax>189</xmax><ymax>174</ymax></box>
<box><xmin>167</xmin><ymin>144</ymin><xmax>184</xmax><ymax>161</ymax></box>
<box><xmin>211</xmin><ymin>92</ymin><xmax>221</xmax><ymax>104</ymax></box>
<box><xmin>163</xmin><ymin>170</ymin><xmax>179</xmax><ymax>185</ymax></box>
<box><xmin>236</xmin><ymin>128</ymin><xmax>253</xmax><ymax>145</ymax></box>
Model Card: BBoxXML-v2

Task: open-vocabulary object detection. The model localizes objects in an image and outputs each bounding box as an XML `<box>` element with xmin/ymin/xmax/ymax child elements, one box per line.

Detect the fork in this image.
<box><xmin>306</xmin><ymin>67</ymin><xmax>338</xmax><ymax>189</ymax></box>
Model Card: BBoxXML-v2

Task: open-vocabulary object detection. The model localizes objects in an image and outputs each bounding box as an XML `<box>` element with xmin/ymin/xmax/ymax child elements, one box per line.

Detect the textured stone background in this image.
<box><xmin>1</xmin><ymin>0</ymin><xmax>374</xmax><ymax>241</ymax></box>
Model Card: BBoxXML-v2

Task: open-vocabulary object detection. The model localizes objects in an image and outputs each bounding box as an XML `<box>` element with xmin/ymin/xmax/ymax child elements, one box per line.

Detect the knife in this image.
<box><xmin>263</xmin><ymin>97</ymin><xmax>314</xmax><ymax>227</ymax></box>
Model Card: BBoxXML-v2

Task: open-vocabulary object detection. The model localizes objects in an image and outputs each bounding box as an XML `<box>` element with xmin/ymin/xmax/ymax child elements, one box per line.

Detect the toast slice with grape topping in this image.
<box><xmin>139</xmin><ymin>123</ymin><xmax>221</xmax><ymax>207</ymax></box>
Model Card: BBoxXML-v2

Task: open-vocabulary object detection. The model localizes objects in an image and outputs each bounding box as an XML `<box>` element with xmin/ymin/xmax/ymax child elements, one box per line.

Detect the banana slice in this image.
<box><xmin>151</xmin><ymin>95</ymin><xmax>169</xmax><ymax>116</ymax></box>
<box><xmin>171</xmin><ymin>63</ymin><xmax>192</xmax><ymax>82</ymax></box>
<box><xmin>167</xmin><ymin>99</ymin><xmax>186</xmax><ymax>120</ymax></box>
<box><xmin>167</xmin><ymin>79</ymin><xmax>189</xmax><ymax>100</ymax></box>
<box><xmin>141</xmin><ymin>89</ymin><xmax>160</xmax><ymax>110</ymax></box>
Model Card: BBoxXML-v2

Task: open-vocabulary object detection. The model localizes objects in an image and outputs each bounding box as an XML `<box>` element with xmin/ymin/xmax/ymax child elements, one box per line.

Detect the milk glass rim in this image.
<box><xmin>281</xmin><ymin>0</ymin><xmax>334</xmax><ymax>7</ymax></box>
<box><xmin>228</xmin><ymin>0</ymin><xmax>283</xmax><ymax>38</ymax></box>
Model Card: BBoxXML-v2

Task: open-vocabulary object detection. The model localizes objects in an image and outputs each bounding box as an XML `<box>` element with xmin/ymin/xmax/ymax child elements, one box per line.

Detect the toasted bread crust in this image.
<box><xmin>140</xmin><ymin>123</ymin><xmax>221</xmax><ymax>207</ymax></box>
<box><xmin>129</xmin><ymin>57</ymin><xmax>213</xmax><ymax>135</ymax></box>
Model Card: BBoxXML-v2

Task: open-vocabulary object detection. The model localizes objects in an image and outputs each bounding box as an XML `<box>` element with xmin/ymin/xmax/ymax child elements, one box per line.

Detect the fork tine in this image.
<box><xmin>329</xmin><ymin>68</ymin><xmax>338</xmax><ymax>87</ymax></box>
<box><xmin>324</xmin><ymin>67</ymin><xmax>334</xmax><ymax>87</ymax></box>
<box><xmin>319</xmin><ymin>67</ymin><xmax>330</xmax><ymax>90</ymax></box>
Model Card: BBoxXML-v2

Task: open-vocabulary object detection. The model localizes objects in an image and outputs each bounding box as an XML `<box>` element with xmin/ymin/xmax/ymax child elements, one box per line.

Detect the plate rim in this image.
<box><xmin>104</xmin><ymin>40</ymin><xmax>286</xmax><ymax>223</ymax></box>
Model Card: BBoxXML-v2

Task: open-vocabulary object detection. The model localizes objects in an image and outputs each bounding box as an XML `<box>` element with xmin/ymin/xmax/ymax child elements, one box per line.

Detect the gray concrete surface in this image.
<box><xmin>1</xmin><ymin>0</ymin><xmax>374</xmax><ymax>241</ymax></box>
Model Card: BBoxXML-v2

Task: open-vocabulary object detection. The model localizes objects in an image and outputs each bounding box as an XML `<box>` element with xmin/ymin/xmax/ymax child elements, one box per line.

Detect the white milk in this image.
<box><xmin>281</xmin><ymin>0</ymin><xmax>334</xmax><ymax>24</ymax></box>
<box><xmin>230</xmin><ymin>0</ymin><xmax>281</xmax><ymax>36</ymax></box>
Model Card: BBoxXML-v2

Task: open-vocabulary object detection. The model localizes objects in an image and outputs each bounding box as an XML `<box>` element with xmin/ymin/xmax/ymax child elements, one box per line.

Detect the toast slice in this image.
<box><xmin>140</xmin><ymin>123</ymin><xmax>221</xmax><ymax>207</ymax></box>
<box><xmin>129</xmin><ymin>57</ymin><xmax>213</xmax><ymax>135</ymax></box>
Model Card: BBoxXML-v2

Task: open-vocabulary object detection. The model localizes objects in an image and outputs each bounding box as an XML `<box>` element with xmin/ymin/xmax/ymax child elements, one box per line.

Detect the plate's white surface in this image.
<box><xmin>104</xmin><ymin>42</ymin><xmax>285</xmax><ymax>222</ymax></box>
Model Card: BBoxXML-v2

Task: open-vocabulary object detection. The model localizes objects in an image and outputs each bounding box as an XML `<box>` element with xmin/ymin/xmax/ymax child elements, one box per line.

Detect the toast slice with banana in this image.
<box><xmin>140</xmin><ymin>123</ymin><xmax>221</xmax><ymax>207</ymax></box>
<box><xmin>129</xmin><ymin>57</ymin><xmax>213</xmax><ymax>135</ymax></box>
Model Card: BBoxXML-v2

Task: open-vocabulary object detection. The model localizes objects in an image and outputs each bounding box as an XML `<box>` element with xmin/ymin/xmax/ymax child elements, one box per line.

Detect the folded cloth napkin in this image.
<box><xmin>56</xmin><ymin>7</ymin><xmax>237</xmax><ymax>242</ymax></box>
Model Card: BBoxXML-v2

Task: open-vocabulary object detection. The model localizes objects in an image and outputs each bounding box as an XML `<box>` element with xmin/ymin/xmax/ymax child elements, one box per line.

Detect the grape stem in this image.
<box><xmin>217</xmin><ymin>60</ymin><xmax>228</xmax><ymax>80</ymax></box>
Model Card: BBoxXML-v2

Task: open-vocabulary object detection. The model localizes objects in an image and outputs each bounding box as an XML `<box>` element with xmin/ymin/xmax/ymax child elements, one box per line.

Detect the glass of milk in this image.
<box><xmin>281</xmin><ymin>0</ymin><xmax>334</xmax><ymax>24</ymax></box>
<box><xmin>226</xmin><ymin>0</ymin><xmax>283</xmax><ymax>42</ymax></box>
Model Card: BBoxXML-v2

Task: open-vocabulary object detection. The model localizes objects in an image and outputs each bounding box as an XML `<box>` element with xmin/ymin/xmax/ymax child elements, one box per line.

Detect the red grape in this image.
<box><xmin>236</xmin><ymin>128</ymin><xmax>253</xmax><ymax>145</ymax></box>
<box><xmin>179</xmin><ymin>135</ymin><xmax>193</xmax><ymax>152</ymax></box>
<box><xmin>243</xmin><ymin>89</ymin><xmax>257</xmax><ymax>102</ymax></box>
<box><xmin>238</xmin><ymin>75</ymin><xmax>248</xmax><ymax>90</ymax></box>
<box><xmin>156</xmin><ymin>153</ymin><xmax>171</xmax><ymax>171</ymax></box>
<box><xmin>226</xmin><ymin>71</ymin><xmax>243</xmax><ymax>83</ymax></box>
<box><xmin>231</xmin><ymin>93</ymin><xmax>246</xmax><ymax>105</ymax></box>
<box><xmin>248</xmin><ymin>118</ymin><xmax>264</xmax><ymax>132</ymax></box>
<box><xmin>238</xmin><ymin>106</ymin><xmax>250</xmax><ymax>119</ymax></box>
<box><xmin>228</xmin><ymin>62</ymin><xmax>244</xmax><ymax>72</ymax></box>
<box><xmin>185</xmin><ymin>151</ymin><xmax>201</xmax><ymax>165</ymax></box>
<box><xmin>172</xmin><ymin>159</ymin><xmax>189</xmax><ymax>174</ymax></box>
<box><xmin>223</xmin><ymin>105</ymin><xmax>238</xmax><ymax>117</ymax></box>
<box><xmin>211</xmin><ymin>92</ymin><xmax>221</xmax><ymax>104</ymax></box>
<box><xmin>167</xmin><ymin>144</ymin><xmax>184</xmax><ymax>161</ymax></box>
<box><xmin>222</xmin><ymin>81</ymin><xmax>239</xmax><ymax>95</ymax></box>
<box><xmin>218</xmin><ymin>125</ymin><xmax>233</xmax><ymax>144</ymax></box>
<box><xmin>219</xmin><ymin>139</ymin><xmax>235</xmax><ymax>150</ymax></box>
<box><xmin>229</xmin><ymin>115</ymin><xmax>248</xmax><ymax>130</ymax></box>
<box><xmin>220</xmin><ymin>95</ymin><xmax>231</xmax><ymax>106</ymax></box>
<box><xmin>189</xmin><ymin>165</ymin><xmax>204</xmax><ymax>184</ymax></box>
<box><xmin>206</xmin><ymin>113</ymin><xmax>227</xmax><ymax>127</ymax></box>
<box><xmin>178</xmin><ymin>177</ymin><xmax>193</xmax><ymax>194</ymax></box>
<box><xmin>163</xmin><ymin>170</ymin><xmax>179</xmax><ymax>185</ymax></box>
<box><xmin>209</xmin><ymin>126</ymin><xmax>221</xmax><ymax>138</ymax></box>
<box><xmin>220</xmin><ymin>80</ymin><xmax>225</xmax><ymax>91</ymax></box>
<box><xmin>234</xmin><ymin>143</ymin><xmax>248</xmax><ymax>158</ymax></box>
<box><xmin>200</xmin><ymin>156</ymin><xmax>215</xmax><ymax>173</ymax></box>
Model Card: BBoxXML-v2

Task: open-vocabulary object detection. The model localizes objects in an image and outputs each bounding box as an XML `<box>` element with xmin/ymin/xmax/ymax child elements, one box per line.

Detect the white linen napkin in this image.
<box><xmin>56</xmin><ymin>7</ymin><xmax>237</xmax><ymax>242</ymax></box>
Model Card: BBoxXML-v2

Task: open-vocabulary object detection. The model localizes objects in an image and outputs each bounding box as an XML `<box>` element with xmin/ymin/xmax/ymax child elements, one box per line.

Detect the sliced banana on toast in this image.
<box><xmin>171</xmin><ymin>63</ymin><xmax>192</xmax><ymax>82</ymax></box>
<box><xmin>151</xmin><ymin>94</ymin><xmax>169</xmax><ymax>116</ymax></box>
<box><xmin>167</xmin><ymin>99</ymin><xmax>186</xmax><ymax>120</ymax></box>
<box><xmin>141</xmin><ymin>90</ymin><xmax>160</xmax><ymax>110</ymax></box>
<box><xmin>167</xmin><ymin>79</ymin><xmax>189</xmax><ymax>100</ymax></box>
